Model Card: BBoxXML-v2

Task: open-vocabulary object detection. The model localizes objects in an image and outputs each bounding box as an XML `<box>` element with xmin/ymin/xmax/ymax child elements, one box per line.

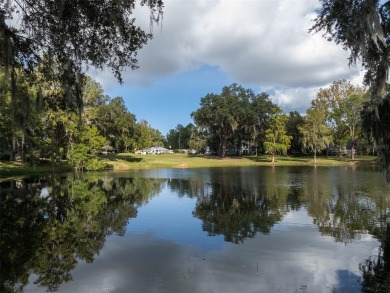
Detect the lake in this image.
<box><xmin>1</xmin><ymin>166</ymin><xmax>390</xmax><ymax>293</ymax></box>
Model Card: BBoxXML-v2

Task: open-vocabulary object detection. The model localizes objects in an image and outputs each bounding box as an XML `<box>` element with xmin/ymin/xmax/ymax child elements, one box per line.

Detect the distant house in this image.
<box><xmin>101</xmin><ymin>146</ymin><xmax>118</xmax><ymax>154</ymax></box>
<box><xmin>326</xmin><ymin>142</ymin><xmax>360</xmax><ymax>157</ymax></box>
<box><xmin>137</xmin><ymin>146</ymin><xmax>173</xmax><ymax>155</ymax></box>
<box><xmin>178</xmin><ymin>149</ymin><xmax>197</xmax><ymax>154</ymax></box>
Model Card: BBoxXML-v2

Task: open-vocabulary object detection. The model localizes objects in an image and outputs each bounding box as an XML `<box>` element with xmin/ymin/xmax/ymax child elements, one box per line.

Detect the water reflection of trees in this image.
<box><xmin>0</xmin><ymin>175</ymin><xmax>164</xmax><ymax>292</ymax></box>
<box><xmin>168</xmin><ymin>167</ymin><xmax>304</xmax><ymax>244</ymax></box>
<box><xmin>297</xmin><ymin>167</ymin><xmax>390</xmax><ymax>292</ymax></box>
<box><xmin>360</xmin><ymin>224</ymin><xmax>390</xmax><ymax>293</ymax></box>
<box><xmin>303</xmin><ymin>167</ymin><xmax>390</xmax><ymax>245</ymax></box>
<box><xmin>193</xmin><ymin>184</ymin><xmax>286</xmax><ymax>243</ymax></box>
<box><xmin>169</xmin><ymin>166</ymin><xmax>390</xmax><ymax>255</ymax></box>
<box><xmin>3</xmin><ymin>167</ymin><xmax>390</xmax><ymax>291</ymax></box>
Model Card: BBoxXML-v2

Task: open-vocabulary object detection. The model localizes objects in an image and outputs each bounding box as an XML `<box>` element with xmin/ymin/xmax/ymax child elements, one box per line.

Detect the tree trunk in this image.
<box><xmin>218</xmin><ymin>136</ymin><xmax>227</xmax><ymax>158</ymax></box>
<box><xmin>272</xmin><ymin>153</ymin><xmax>275</xmax><ymax>165</ymax></box>
<box><xmin>314</xmin><ymin>148</ymin><xmax>317</xmax><ymax>164</ymax></box>
<box><xmin>11</xmin><ymin>133</ymin><xmax>16</xmax><ymax>161</ymax></box>
<box><xmin>350</xmin><ymin>125</ymin><xmax>355</xmax><ymax>160</ymax></box>
<box><xmin>351</xmin><ymin>144</ymin><xmax>355</xmax><ymax>160</ymax></box>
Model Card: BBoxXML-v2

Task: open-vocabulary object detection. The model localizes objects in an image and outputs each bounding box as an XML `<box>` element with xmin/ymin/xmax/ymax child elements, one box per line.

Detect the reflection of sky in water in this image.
<box><xmin>23</xmin><ymin>167</ymin><xmax>387</xmax><ymax>293</ymax></box>
<box><xmin>34</xmin><ymin>194</ymin><xmax>378</xmax><ymax>292</ymax></box>
<box><xmin>126</xmin><ymin>183</ymin><xmax>226</xmax><ymax>251</ymax></box>
<box><xmin>272</xmin><ymin>208</ymin><xmax>314</xmax><ymax>231</ymax></box>
<box><xmin>37</xmin><ymin>208</ymin><xmax>379</xmax><ymax>293</ymax></box>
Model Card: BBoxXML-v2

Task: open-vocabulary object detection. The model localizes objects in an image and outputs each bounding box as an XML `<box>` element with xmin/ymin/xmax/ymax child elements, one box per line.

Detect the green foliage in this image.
<box><xmin>133</xmin><ymin>122</ymin><xmax>152</xmax><ymax>150</ymax></box>
<box><xmin>299</xmin><ymin>107</ymin><xmax>333</xmax><ymax>162</ymax></box>
<box><xmin>166</xmin><ymin>123</ymin><xmax>195</xmax><ymax>149</ymax></box>
<box><xmin>0</xmin><ymin>0</ymin><xmax>163</xmax><ymax>87</ymax></box>
<box><xmin>0</xmin><ymin>68</ymin><xmax>164</xmax><ymax>169</ymax></box>
<box><xmin>286</xmin><ymin>111</ymin><xmax>304</xmax><ymax>154</ymax></box>
<box><xmin>189</xmin><ymin>126</ymin><xmax>208</xmax><ymax>154</ymax></box>
<box><xmin>312</xmin><ymin>80</ymin><xmax>367</xmax><ymax>157</ymax></box>
<box><xmin>312</xmin><ymin>0</ymin><xmax>390</xmax><ymax>178</ymax></box>
<box><xmin>239</xmin><ymin>92</ymin><xmax>275</xmax><ymax>154</ymax></box>
<box><xmin>0</xmin><ymin>174</ymin><xmax>165</xmax><ymax>292</ymax></box>
<box><xmin>85</xmin><ymin>158</ymin><xmax>106</xmax><ymax>171</ymax></box>
<box><xmin>148</xmin><ymin>126</ymin><xmax>166</xmax><ymax>147</ymax></box>
<box><xmin>192</xmin><ymin>84</ymin><xmax>276</xmax><ymax>157</ymax></box>
<box><xmin>263</xmin><ymin>111</ymin><xmax>292</xmax><ymax>163</ymax></box>
<box><xmin>311</xmin><ymin>0</ymin><xmax>389</xmax><ymax>97</ymax></box>
<box><xmin>0</xmin><ymin>72</ymin><xmax>13</xmax><ymax>154</ymax></box>
<box><xmin>67</xmin><ymin>123</ymin><xmax>107</xmax><ymax>171</ymax></box>
<box><xmin>0</xmin><ymin>0</ymin><xmax>165</xmax><ymax>168</ymax></box>
<box><xmin>67</xmin><ymin>143</ymin><xmax>89</xmax><ymax>170</ymax></box>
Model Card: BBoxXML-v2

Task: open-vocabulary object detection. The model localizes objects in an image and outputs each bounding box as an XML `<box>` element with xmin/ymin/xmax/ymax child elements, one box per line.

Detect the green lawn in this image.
<box><xmin>0</xmin><ymin>159</ymin><xmax>71</xmax><ymax>179</ymax></box>
<box><xmin>106</xmin><ymin>153</ymin><xmax>378</xmax><ymax>169</ymax></box>
<box><xmin>0</xmin><ymin>154</ymin><xmax>379</xmax><ymax>178</ymax></box>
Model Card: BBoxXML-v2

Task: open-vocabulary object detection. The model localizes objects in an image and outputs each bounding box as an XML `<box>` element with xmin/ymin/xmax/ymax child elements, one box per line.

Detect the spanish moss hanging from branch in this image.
<box><xmin>312</xmin><ymin>0</ymin><xmax>390</xmax><ymax>182</ymax></box>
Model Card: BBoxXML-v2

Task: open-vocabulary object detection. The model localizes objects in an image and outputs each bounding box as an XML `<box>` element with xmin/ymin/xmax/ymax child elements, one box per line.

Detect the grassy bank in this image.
<box><xmin>104</xmin><ymin>153</ymin><xmax>378</xmax><ymax>170</ymax></box>
<box><xmin>0</xmin><ymin>154</ymin><xmax>379</xmax><ymax>178</ymax></box>
<box><xmin>0</xmin><ymin>160</ymin><xmax>72</xmax><ymax>179</ymax></box>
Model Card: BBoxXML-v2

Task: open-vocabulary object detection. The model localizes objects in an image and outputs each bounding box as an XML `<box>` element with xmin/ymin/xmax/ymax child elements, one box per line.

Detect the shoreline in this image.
<box><xmin>0</xmin><ymin>154</ymin><xmax>379</xmax><ymax>179</ymax></box>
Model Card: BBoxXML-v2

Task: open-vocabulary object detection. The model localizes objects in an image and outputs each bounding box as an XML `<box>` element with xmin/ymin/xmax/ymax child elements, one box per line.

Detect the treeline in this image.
<box><xmin>0</xmin><ymin>65</ymin><xmax>374</xmax><ymax>170</ymax></box>
<box><xmin>0</xmin><ymin>70</ymin><xmax>165</xmax><ymax>170</ymax></box>
<box><xmin>168</xmin><ymin>81</ymin><xmax>372</xmax><ymax>160</ymax></box>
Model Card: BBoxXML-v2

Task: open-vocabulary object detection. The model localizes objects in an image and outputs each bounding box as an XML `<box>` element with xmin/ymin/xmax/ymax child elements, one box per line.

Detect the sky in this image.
<box><xmin>91</xmin><ymin>0</ymin><xmax>364</xmax><ymax>136</ymax></box>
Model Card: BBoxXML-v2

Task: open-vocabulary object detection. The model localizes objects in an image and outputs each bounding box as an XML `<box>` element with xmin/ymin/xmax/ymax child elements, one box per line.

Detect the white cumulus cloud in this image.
<box><xmin>93</xmin><ymin>0</ymin><xmax>362</xmax><ymax>111</ymax></box>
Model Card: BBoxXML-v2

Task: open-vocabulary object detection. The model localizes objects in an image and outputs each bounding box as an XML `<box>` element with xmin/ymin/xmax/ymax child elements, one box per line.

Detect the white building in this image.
<box><xmin>137</xmin><ymin>146</ymin><xmax>173</xmax><ymax>155</ymax></box>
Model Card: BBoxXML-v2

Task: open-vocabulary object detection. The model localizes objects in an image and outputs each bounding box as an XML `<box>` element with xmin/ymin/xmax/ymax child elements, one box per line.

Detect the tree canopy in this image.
<box><xmin>191</xmin><ymin>84</ymin><xmax>276</xmax><ymax>158</ymax></box>
<box><xmin>0</xmin><ymin>0</ymin><xmax>164</xmax><ymax>120</ymax></box>
<box><xmin>312</xmin><ymin>0</ymin><xmax>390</xmax><ymax>178</ymax></box>
<box><xmin>299</xmin><ymin>105</ymin><xmax>333</xmax><ymax>163</ymax></box>
<box><xmin>0</xmin><ymin>0</ymin><xmax>163</xmax><ymax>81</ymax></box>
<box><xmin>312</xmin><ymin>80</ymin><xmax>367</xmax><ymax>159</ymax></box>
<box><xmin>263</xmin><ymin>109</ymin><xmax>292</xmax><ymax>164</ymax></box>
<box><xmin>0</xmin><ymin>71</ymin><xmax>165</xmax><ymax>169</ymax></box>
<box><xmin>311</xmin><ymin>0</ymin><xmax>390</xmax><ymax>98</ymax></box>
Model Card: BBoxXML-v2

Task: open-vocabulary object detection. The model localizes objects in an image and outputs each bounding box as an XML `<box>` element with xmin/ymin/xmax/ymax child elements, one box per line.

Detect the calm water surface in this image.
<box><xmin>1</xmin><ymin>166</ymin><xmax>390</xmax><ymax>292</ymax></box>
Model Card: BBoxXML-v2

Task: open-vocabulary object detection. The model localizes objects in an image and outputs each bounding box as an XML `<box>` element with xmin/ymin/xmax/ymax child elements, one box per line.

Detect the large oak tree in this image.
<box><xmin>191</xmin><ymin>84</ymin><xmax>246</xmax><ymax>157</ymax></box>
<box><xmin>1</xmin><ymin>0</ymin><xmax>163</xmax><ymax>110</ymax></box>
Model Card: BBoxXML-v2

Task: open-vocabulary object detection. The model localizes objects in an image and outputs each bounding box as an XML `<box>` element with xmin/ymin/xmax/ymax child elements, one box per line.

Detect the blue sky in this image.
<box><xmin>105</xmin><ymin>65</ymin><xmax>236</xmax><ymax>136</ymax></box>
<box><xmin>93</xmin><ymin>0</ymin><xmax>363</xmax><ymax>136</ymax></box>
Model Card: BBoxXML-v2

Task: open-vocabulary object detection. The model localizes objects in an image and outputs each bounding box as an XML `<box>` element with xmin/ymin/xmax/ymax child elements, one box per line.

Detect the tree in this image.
<box><xmin>67</xmin><ymin>123</ymin><xmax>107</xmax><ymax>171</ymax></box>
<box><xmin>342</xmin><ymin>92</ymin><xmax>368</xmax><ymax>159</ymax></box>
<box><xmin>82</xmin><ymin>76</ymin><xmax>109</xmax><ymax>125</ymax></box>
<box><xmin>0</xmin><ymin>174</ymin><xmax>165</xmax><ymax>292</ymax></box>
<box><xmin>192</xmin><ymin>84</ymin><xmax>279</xmax><ymax>157</ymax></box>
<box><xmin>192</xmin><ymin>84</ymin><xmax>251</xmax><ymax>158</ymax></box>
<box><xmin>239</xmin><ymin>92</ymin><xmax>275</xmax><ymax>156</ymax></box>
<box><xmin>0</xmin><ymin>67</ymin><xmax>40</xmax><ymax>162</ymax></box>
<box><xmin>312</xmin><ymin>0</ymin><xmax>389</xmax><ymax>97</ymax></box>
<box><xmin>188</xmin><ymin>125</ymin><xmax>208</xmax><ymax>154</ymax></box>
<box><xmin>148</xmin><ymin>127</ymin><xmax>166</xmax><ymax>147</ymax></box>
<box><xmin>312</xmin><ymin>80</ymin><xmax>367</xmax><ymax>158</ymax></box>
<box><xmin>286</xmin><ymin>111</ymin><xmax>304</xmax><ymax>155</ymax></box>
<box><xmin>166</xmin><ymin>123</ymin><xmax>194</xmax><ymax>150</ymax></box>
<box><xmin>263</xmin><ymin>110</ymin><xmax>292</xmax><ymax>164</ymax></box>
<box><xmin>312</xmin><ymin>0</ymin><xmax>390</xmax><ymax>178</ymax></box>
<box><xmin>133</xmin><ymin>119</ymin><xmax>165</xmax><ymax>149</ymax></box>
<box><xmin>0</xmin><ymin>0</ymin><xmax>163</xmax><ymax>100</ymax></box>
<box><xmin>299</xmin><ymin>107</ymin><xmax>333</xmax><ymax>163</ymax></box>
<box><xmin>96</xmin><ymin>96</ymin><xmax>136</xmax><ymax>151</ymax></box>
